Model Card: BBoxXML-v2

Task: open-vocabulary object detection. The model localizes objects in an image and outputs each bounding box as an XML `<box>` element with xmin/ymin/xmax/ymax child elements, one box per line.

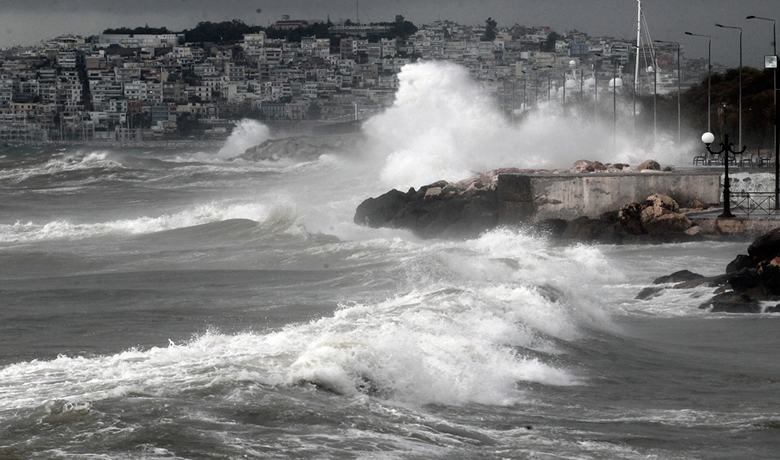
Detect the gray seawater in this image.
<box><xmin>0</xmin><ymin>142</ymin><xmax>779</xmax><ymax>460</ymax></box>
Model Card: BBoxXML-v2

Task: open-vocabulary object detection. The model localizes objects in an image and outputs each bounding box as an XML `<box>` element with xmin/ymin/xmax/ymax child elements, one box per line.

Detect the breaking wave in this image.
<box><xmin>0</xmin><ymin>201</ymin><xmax>303</xmax><ymax>244</ymax></box>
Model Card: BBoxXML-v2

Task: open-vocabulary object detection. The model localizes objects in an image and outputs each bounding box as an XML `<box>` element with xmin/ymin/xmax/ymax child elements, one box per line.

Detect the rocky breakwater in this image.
<box><xmin>354</xmin><ymin>169</ymin><xmax>520</xmax><ymax>239</ymax></box>
<box><xmin>239</xmin><ymin>133</ymin><xmax>365</xmax><ymax>161</ymax></box>
<box><xmin>637</xmin><ymin>228</ymin><xmax>780</xmax><ymax>313</ymax></box>
<box><xmin>353</xmin><ymin>159</ymin><xmax>708</xmax><ymax>241</ymax></box>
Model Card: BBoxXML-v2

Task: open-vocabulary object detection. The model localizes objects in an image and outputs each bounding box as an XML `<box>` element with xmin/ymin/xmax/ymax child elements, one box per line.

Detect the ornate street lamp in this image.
<box><xmin>703</xmin><ymin>132</ymin><xmax>746</xmax><ymax>218</ymax></box>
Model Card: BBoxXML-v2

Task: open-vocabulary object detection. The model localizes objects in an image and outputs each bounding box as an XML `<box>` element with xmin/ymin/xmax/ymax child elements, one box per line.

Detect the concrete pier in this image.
<box><xmin>497</xmin><ymin>172</ymin><xmax>722</xmax><ymax>221</ymax></box>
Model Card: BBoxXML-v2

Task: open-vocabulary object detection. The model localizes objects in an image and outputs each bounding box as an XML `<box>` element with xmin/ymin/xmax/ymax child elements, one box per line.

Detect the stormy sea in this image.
<box><xmin>1</xmin><ymin>62</ymin><xmax>778</xmax><ymax>459</ymax></box>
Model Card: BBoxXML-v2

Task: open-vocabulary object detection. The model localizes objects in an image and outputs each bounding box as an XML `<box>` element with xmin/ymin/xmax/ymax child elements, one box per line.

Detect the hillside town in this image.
<box><xmin>0</xmin><ymin>16</ymin><xmax>719</xmax><ymax>143</ymax></box>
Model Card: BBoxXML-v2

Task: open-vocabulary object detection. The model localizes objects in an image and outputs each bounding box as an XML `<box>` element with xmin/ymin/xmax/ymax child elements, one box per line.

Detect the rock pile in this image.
<box><xmin>558</xmin><ymin>193</ymin><xmax>701</xmax><ymax>244</ymax></box>
<box><xmin>637</xmin><ymin>228</ymin><xmax>780</xmax><ymax>313</ymax></box>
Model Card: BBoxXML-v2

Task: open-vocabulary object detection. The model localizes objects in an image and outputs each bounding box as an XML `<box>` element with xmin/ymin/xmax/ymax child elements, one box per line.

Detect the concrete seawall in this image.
<box><xmin>497</xmin><ymin>172</ymin><xmax>721</xmax><ymax>221</ymax></box>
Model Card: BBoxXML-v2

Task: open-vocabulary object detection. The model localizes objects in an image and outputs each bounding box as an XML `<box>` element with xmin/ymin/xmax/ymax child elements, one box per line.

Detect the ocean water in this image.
<box><xmin>2</xmin><ymin>63</ymin><xmax>780</xmax><ymax>459</ymax></box>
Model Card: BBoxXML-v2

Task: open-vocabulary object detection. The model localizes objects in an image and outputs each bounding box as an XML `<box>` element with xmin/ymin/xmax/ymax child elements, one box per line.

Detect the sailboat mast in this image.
<box><xmin>634</xmin><ymin>0</ymin><xmax>641</xmax><ymax>95</ymax></box>
<box><xmin>633</xmin><ymin>0</ymin><xmax>642</xmax><ymax>135</ymax></box>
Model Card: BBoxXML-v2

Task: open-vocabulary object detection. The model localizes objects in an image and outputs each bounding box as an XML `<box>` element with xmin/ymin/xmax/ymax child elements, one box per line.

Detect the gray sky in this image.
<box><xmin>1</xmin><ymin>0</ymin><xmax>779</xmax><ymax>68</ymax></box>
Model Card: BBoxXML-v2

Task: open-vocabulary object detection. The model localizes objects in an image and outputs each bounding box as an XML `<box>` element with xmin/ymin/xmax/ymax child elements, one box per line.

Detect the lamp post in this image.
<box><xmin>747</xmin><ymin>15</ymin><xmax>778</xmax><ymax>210</ymax></box>
<box><xmin>716</xmin><ymin>23</ymin><xmax>743</xmax><ymax>148</ymax></box>
<box><xmin>703</xmin><ymin>132</ymin><xmax>746</xmax><ymax>218</ymax></box>
<box><xmin>562</xmin><ymin>68</ymin><xmax>567</xmax><ymax>117</ymax></box>
<box><xmin>647</xmin><ymin>64</ymin><xmax>657</xmax><ymax>144</ymax></box>
<box><xmin>655</xmin><ymin>40</ymin><xmax>682</xmax><ymax>144</ymax></box>
<box><xmin>593</xmin><ymin>53</ymin><xmax>602</xmax><ymax>124</ymax></box>
<box><xmin>610</xmin><ymin>60</ymin><xmax>622</xmax><ymax>152</ymax></box>
<box><xmin>685</xmin><ymin>32</ymin><xmax>712</xmax><ymax>133</ymax></box>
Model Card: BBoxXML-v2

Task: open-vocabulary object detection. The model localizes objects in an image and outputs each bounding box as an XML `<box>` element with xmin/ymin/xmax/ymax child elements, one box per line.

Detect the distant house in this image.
<box><xmin>273</xmin><ymin>16</ymin><xmax>309</xmax><ymax>31</ymax></box>
<box><xmin>95</xmin><ymin>34</ymin><xmax>184</xmax><ymax>48</ymax></box>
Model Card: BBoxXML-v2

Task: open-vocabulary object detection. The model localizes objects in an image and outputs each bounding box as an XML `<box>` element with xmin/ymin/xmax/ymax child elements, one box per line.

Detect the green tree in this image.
<box><xmin>183</xmin><ymin>20</ymin><xmax>262</xmax><ymax>44</ymax></box>
<box><xmin>391</xmin><ymin>15</ymin><xmax>418</xmax><ymax>39</ymax></box>
<box><xmin>482</xmin><ymin>18</ymin><xmax>497</xmax><ymax>42</ymax></box>
<box><xmin>541</xmin><ymin>32</ymin><xmax>559</xmax><ymax>52</ymax></box>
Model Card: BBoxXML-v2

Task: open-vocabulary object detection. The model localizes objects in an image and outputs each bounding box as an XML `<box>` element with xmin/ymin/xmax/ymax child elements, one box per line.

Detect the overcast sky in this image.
<box><xmin>1</xmin><ymin>0</ymin><xmax>779</xmax><ymax>68</ymax></box>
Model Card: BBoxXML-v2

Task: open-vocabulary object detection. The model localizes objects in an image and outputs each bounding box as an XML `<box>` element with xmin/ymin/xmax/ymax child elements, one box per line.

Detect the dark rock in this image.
<box><xmin>618</xmin><ymin>202</ymin><xmax>645</xmax><ymax>235</ymax></box>
<box><xmin>353</xmin><ymin>189</ymin><xmax>409</xmax><ymax>227</ymax></box>
<box><xmin>599</xmin><ymin>210</ymin><xmax>620</xmax><ymax>224</ymax></box>
<box><xmin>726</xmin><ymin>268</ymin><xmax>761</xmax><ymax>293</ymax></box>
<box><xmin>532</xmin><ymin>219</ymin><xmax>569</xmax><ymax>238</ymax></box>
<box><xmin>636</xmin><ymin>286</ymin><xmax>664</xmax><ymax>300</ymax></box>
<box><xmin>747</xmin><ymin>227</ymin><xmax>780</xmax><ymax>262</ymax></box>
<box><xmin>653</xmin><ymin>270</ymin><xmax>705</xmax><ymax>285</ymax></box>
<box><xmin>353</xmin><ymin>180</ymin><xmax>500</xmax><ymax>239</ymax></box>
<box><xmin>726</xmin><ymin>254</ymin><xmax>753</xmax><ymax>273</ymax></box>
<box><xmin>700</xmin><ymin>291</ymin><xmax>763</xmax><ymax>313</ymax></box>
<box><xmin>642</xmin><ymin>212</ymin><xmax>692</xmax><ymax>236</ymax></box>
<box><xmin>757</xmin><ymin>257</ymin><xmax>780</xmax><ymax>296</ymax></box>
<box><xmin>561</xmin><ymin>217</ymin><xmax>624</xmax><ymax>244</ymax></box>
<box><xmin>674</xmin><ymin>274</ymin><xmax>729</xmax><ymax>289</ymax></box>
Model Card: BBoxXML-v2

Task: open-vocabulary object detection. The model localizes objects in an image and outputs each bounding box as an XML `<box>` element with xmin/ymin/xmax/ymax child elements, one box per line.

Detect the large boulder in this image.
<box><xmin>354</xmin><ymin>189</ymin><xmax>410</xmax><ymax>228</ymax></box>
<box><xmin>653</xmin><ymin>270</ymin><xmax>705</xmax><ymax>284</ymax></box>
<box><xmin>646</xmin><ymin>193</ymin><xmax>679</xmax><ymax>212</ymax></box>
<box><xmin>636</xmin><ymin>159</ymin><xmax>661</xmax><ymax>171</ymax></box>
<box><xmin>642</xmin><ymin>212</ymin><xmax>693</xmax><ymax>236</ymax></box>
<box><xmin>747</xmin><ymin>227</ymin><xmax>780</xmax><ymax>263</ymax></box>
<box><xmin>618</xmin><ymin>202</ymin><xmax>645</xmax><ymax>235</ymax></box>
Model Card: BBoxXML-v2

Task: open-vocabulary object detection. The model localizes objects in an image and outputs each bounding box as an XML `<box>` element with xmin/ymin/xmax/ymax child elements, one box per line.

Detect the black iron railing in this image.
<box><xmin>728</xmin><ymin>191</ymin><xmax>779</xmax><ymax>217</ymax></box>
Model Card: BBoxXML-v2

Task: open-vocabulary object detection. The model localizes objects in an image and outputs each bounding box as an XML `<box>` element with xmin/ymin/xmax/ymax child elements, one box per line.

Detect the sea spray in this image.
<box><xmin>363</xmin><ymin>61</ymin><xmax>692</xmax><ymax>190</ymax></box>
<box><xmin>217</xmin><ymin>119</ymin><xmax>271</xmax><ymax>158</ymax></box>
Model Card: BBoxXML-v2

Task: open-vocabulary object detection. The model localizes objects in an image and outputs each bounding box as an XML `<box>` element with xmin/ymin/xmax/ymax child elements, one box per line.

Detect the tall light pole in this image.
<box><xmin>685</xmin><ymin>32</ymin><xmax>712</xmax><ymax>133</ymax></box>
<box><xmin>747</xmin><ymin>15</ymin><xmax>778</xmax><ymax>209</ymax></box>
<box><xmin>593</xmin><ymin>53</ymin><xmax>602</xmax><ymax>125</ymax></box>
<box><xmin>562</xmin><ymin>67</ymin><xmax>567</xmax><ymax>117</ymax></box>
<box><xmin>611</xmin><ymin>59</ymin><xmax>622</xmax><ymax>153</ymax></box>
<box><xmin>647</xmin><ymin>64</ymin><xmax>657</xmax><ymax>144</ymax></box>
<box><xmin>655</xmin><ymin>40</ymin><xmax>682</xmax><ymax>144</ymax></box>
<box><xmin>716</xmin><ymin>23</ymin><xmax>743</xmax><ymax>148</ymax></box>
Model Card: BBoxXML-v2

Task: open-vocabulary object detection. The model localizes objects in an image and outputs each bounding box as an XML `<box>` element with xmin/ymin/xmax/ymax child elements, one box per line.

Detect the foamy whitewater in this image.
<box><xmin>1</xmin><ymin>62</ymin><xmax>778</xmax><ymax>459</ymax></box>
